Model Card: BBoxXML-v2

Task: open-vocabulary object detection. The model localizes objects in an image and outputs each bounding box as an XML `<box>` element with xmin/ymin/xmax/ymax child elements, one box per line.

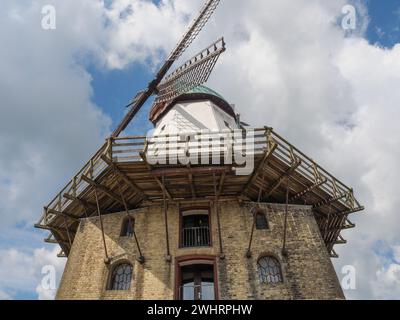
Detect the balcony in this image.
<box><xmin>181</xmin><ymin>226</ymin><xmax>210</xmax><ymax>248</ymax></box>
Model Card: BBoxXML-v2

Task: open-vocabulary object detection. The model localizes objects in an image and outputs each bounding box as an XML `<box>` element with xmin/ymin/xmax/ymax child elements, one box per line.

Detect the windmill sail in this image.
<box><xmin>111</xmin><ymin>0</ymin><xmax>222</xmax><ymax>138</ymax></box>
<box><xmin>155</xmin><ymin>38</ymin><xmax>226</xmax><ymax>105</ymax></box>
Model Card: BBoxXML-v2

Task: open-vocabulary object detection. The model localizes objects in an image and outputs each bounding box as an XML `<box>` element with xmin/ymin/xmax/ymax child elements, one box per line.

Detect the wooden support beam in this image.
<box><xmin>289</xmin><ymin>178</ymin><xmax>327</xmax><ymax>203</ymax></box>
<box><xmin>63</xmin><ymin>193</ymin><xmax>96</xmax><ymax>210</ymax></box>
<box><xmin>313</xmin><ymin>193</ymin><xmax>347</xmax><ymax>209</ymax></box>
<box><xmin>45</xmin><ymin>207</ymin><xmax>79</xmax><ymax>222</ymax></box>
<box><xmin>217</xmin><ymin>171</ymin><xmax>226</xmax><ymax>197</ymax></box>
<box><xmin>344</xmin><ymin>218</ymin><xmax>356</xmax><ymax>229</ymax></box>
<box><xmin>94</xmin><ymin>189</ymin><xmax>110</xmax><ymax>263</ymax></box>
<box><xmin>100</xmin><ymin>155</ymin><xmax>147</xmax><ymax>200</ymax></box>
<box><xmin>150</xmin><ymin>166</ymin><xmax>231</xmax><ymax>177</ymax></box>
<box><xmin>81</xmin><ymin>175</ymin><xmax>124</xmax><ymax>205</ymax></box>
<box><xmin>246</xmin><ymin>209</ymin><xmax>256</xmax><ymax>259</ymax></box>
<box><xmin>213</xmin><ymin>173</ymin><xmax>225</xmax><ymax>259</ymax></box>
<box><xmin>140</xmin><ymin>151</ymin><xmax>172</xmax><ymax>200</ymax></box>
<box><xmin>44</xmin><ymin>235</ymin><xmax>69</xmax><ymax>245</ymax></box>
<box><xmin>282</xmin><ymin>179</ymin><xmax>290</xmax><ymax>257</ymax></box>
<box><xmin>264</xmin><ymin>160</ymin><xmax>301</xmax><ymax>199</ymax></box>
<box><xmin>57</xmin><ymin>250</ymin><xmax>67</xmax><ymax>258</ymax></box>
<box><xmin>34</xmin><ymin>223</ymin><xmax>71</xmax><ymax>233</ymax></box>
<box><xmin>324</xmin><ymin>222</ymin><xmax>355</xmax><ymax>233</ymax></box>
<box><xmin>335</xmin><ymin>234</ymin><xmax>347</xmax><ymax>245</ymax></box>
<box><xmin>330</xmin><ymin>248</ymin><xmax>339</xmax><ymax>258</ymax></box>
<box><xmin>242</xmin><ymin>142</ymin><xmax>278</xmax><ymax>195</ymax></box>
<box><xmin>187</xmin><ymin>165</ymin><xmax>197</xmax><ymax>199</ymax></box>
<box><xmin>162</xmin><ymin>175</ymin><xmax>171</xmax><ymax>262</ymax></box>
<box><xmin>336</xmin><ymin>206</ymin><xmax>365</xmax><ymax>217</ymax></box>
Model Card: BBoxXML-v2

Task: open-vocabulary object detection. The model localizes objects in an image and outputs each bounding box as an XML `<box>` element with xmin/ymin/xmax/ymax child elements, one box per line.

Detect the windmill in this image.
<box><xmin>112</xmin><ymin>0</ymin><xmax>225</xmax><ymax>138</ymax></box>
<box><xmin>36</xmin><ymin>0</ymin><xmax>364</xmax><ymax>300</ymax></box>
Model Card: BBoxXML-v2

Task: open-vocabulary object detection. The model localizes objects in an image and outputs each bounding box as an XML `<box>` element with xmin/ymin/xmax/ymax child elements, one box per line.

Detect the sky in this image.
<box><xmin>0</xmin><ymin>0</ymin><xmax>400</xmax><ymax>300</ymax></box>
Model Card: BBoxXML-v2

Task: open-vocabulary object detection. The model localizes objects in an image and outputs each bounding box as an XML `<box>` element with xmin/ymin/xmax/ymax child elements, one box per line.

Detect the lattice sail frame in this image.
<box><xmin>168</xmin><ymin>0</ymin><xmax>221</xmax><ymax>60</ymax></box>
<box><xmin>155</xmin><ymin>38</ymin><xmax>226</xmax><ymax>105</ymax></box>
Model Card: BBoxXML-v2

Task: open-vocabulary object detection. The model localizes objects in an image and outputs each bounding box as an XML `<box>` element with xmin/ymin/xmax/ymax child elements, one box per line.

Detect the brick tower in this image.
<box><xmin>35</xmin><ymin>0</ymin><xmax>363</xmax><ymax>300</ymax></box>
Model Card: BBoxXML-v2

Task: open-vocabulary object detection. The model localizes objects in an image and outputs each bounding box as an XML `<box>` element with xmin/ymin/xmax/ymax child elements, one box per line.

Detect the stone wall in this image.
<box><xmin>56</xmin><ymin>201</ymin><xmax>344</xmax><ymax>300</ymax></box>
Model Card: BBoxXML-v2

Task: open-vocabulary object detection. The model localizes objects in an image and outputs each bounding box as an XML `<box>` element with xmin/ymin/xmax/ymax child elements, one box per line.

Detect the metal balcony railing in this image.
<box><xmin>181</xmin><ymin>226</ymin><xmax>210</xmax><ymax>247</ymax></box>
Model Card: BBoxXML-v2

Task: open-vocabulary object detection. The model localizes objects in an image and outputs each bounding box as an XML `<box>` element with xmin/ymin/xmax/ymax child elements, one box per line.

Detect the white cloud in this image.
<box><xmin>1</xmin><ymin>0</ymin><xmax>400</xmax><ymax>300</ymax></box>
<box><xmin>0</xmin><ymin>247</ymin><xmax>65</xmax><ymax>300</ymax></box>
<box><xmin>0</xmin><ymin>0</ymin><xmax>112</xmax><ymax>228</ymax></box>
<box><xmin>375</xmin><ymin>263</ymin><xmax>400</xmax><ymax>299</ymax></box>
<box><xmin>0</xmin><ymin>290</ymin><xmax>12</xmax><ymax>300</ymax></box>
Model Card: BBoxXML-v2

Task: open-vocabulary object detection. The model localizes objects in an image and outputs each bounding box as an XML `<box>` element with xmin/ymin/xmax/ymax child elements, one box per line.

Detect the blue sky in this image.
<box><xmin>0</xmin><ymin>0</ymin><xmax>400</xmax><ymax>299</ymax></box>
<box><xmin>366</xmin><ymin>0</ymin><xmax>400</xmax><ymax>47</ymax></box>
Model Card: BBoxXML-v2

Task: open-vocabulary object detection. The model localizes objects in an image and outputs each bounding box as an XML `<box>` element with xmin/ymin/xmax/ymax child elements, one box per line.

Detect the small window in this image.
<box><xmin>257</xmin><ymin>256</ymin><xmax>283</xmax><ymax>284</ymax></box>
<box><xmin>109</xmin><ymin>263</ymin><xmax>133</xmax><ymax>290</ymax></box>
<box><xmin>120</xmin><ymin>217</ymin><xmax>134</xmax><ymax>237</ymax></box>
<box><xmin>255</xmin><ymin>209</ymin><xmax>269</xmax><ymax>230</ymax></box>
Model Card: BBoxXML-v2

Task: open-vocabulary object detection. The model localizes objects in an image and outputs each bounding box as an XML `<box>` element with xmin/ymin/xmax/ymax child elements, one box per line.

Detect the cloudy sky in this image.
<box><xmin>0</xmin><ymin>0</ymin><xmax>399</xmax><ymax>300</ymax></box>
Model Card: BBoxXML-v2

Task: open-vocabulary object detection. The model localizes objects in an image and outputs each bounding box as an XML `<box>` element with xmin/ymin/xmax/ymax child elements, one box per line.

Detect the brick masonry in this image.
<box><xmin>56</xmin><ymin>201</ymin><xmax>344</xmax><ymax>300</ymax></box>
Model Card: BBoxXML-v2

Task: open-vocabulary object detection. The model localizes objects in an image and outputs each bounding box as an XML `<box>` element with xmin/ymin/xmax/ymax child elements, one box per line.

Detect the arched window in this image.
<box><xmin>120</xmin><ymin>217</ymin><xmax>134</xmax><ymax>237</ymax></box>
<box><xmin>109</xmin><ymin>263</ymin><xmax>133</xmax><ymax>290</ymax></box>
<box><xmin>255</xmin><ymin>209</ymin><xmax>268</xmax><ymax>230</ymax></box>
<box><xmin>257</xmin><ymin>256</ymin><xmax>283</xmax><ymax>284</ymax></box>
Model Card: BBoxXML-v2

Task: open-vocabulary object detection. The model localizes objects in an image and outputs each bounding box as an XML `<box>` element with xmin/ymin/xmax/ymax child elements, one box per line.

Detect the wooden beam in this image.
<box><xmin>34</xmin><ymin>224</ymin><xmax>71</xmax><ymax>233</ymax></box>
<box><xmin>100</xmin><ymin>155</ymin><xmax>147</xmax><ymax>200</ymax></box>
<box><xmin>336</xmin><ymin>206</ymin><xmax>365</xmax><ymax>217</ymax></box>
<box><xmin>242</xmin><ymin>142</ymin><xmax>278</xmax><ymax>195</ymax></box>
<box><xmin>213</xmin><ymin>173</ymin><xmax>224</xmax><ymax>259</ymax></box>
<box><xmin>94</xmin><ymin>189</ymin><xmax>110</xmax><ymax>263</ymax></box>
<box><xmin>81</xmin><ymin>175</ymin><xmax>124</xmax><ymax>205</ymax></box>
<box><xmin>264</xmin><ymin>160</ymin><xmax>301</xmax><ymax>199</ymax></box>
<box><xmin>324</xmin><ymin>223</ymin><xmax>355</xmax><ymax>233</ymax></box>
<box><xmin>57</xmin><ymin>250</ymin><xmax>67</xmax><ymax>258</ymax></box>
<box><xmin>63</xmin><ymin>193</ymin><xmax>96</xmax><ymax>210</ymax></box>
<box><xmin>335</xmin><ymin>234</ymin><xmax>347</xmax><ymax>245</ymax></box>
<box><xmin>217</xmin><ymin>171</ymin><xmax>226</xmax><ymax>197</ymax></box>
<box><xmin>162</xmin><ymin>175</ymin><xmax>171</xmax><ymax>261</ymax></box>
<box><xmin>44</xmin><ymin>235</ymin><xmax>69</xmax><ymax>245</ymax></box>
<box><xmin>330</xmin><ymin>248</ymin><xmax>339</xmax><ymax>258</ymax></box>
<box><xmin>150</xmin><ymin>166</ymin><xmax>231</xmax><ymax>177</ymax></box>
<box><xmin>45</xmin><ymin>207</ymin><xmax>79</xmax><ymax>222</ymax></box>
<box><xmin>344</xmin><ymin>218</ymin><xmax>356</xmax><ymax>229</ymax></box>
<box><xmin>187</xmin><ymin>165</ymin><xmax>197</xmax><ymax>199</ymax></box>
<box><xmin>140</xmin><ymin>151</ymin><xmax>172</xmax><ymax>200</ymax></box>
<box><xmin>313</xmin><ymin>193</ymin><xmax>347</xmax><ymax>209</ymax></box>
<box><xmin>289</xmin><ymin>178</ymin><xmax>327</xmax><ymax>203</ymax></box>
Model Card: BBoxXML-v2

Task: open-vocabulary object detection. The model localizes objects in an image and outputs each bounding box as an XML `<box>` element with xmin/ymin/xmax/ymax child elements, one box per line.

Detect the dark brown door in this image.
<box><xmin>180</xmin><ymin>264</ymin><xmax>215</xmax><ymax>300</ymax></box>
